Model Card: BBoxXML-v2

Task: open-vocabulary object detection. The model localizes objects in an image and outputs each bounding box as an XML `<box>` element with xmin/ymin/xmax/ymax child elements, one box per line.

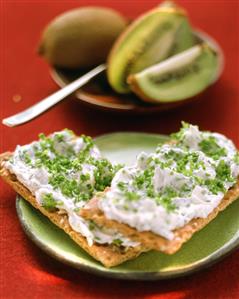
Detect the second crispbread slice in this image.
<box><xmin>80</xmin><ymin>180</ymin><xmax>239</xmax><ymax>254</ymax></box>
<box><xmin>0</xmin><ymin>153</ymin><xmax>147</xmax><ymax>267</ymax></box>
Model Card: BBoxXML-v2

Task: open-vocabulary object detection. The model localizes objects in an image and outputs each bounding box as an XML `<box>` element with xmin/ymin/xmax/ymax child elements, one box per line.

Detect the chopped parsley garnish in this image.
<box><xmin>175</xmin><ymin>152</ymin><xmax>199</xmax><ymax>177</ymax></box>
<box><xmin>234</xmin><ymin>152</ymin><xmax>239</xmax><ymax>164</ymax></box>
<box><xmin>22</xmin><ymin>150</ymin><xmax>32</xmax><ymax>165</ymax></box>
<box><xmin>54</xmin><ymin>133</ymin><xmax>65</xmax><ymax>142</ymax></box>
<box><xmin>155</xmin><ymin>187</ymin><xmax>177</xmax><ymax>212</ymax></box>
<box><xmin>134</xmin><ymin>172</ymin><xmax>148</xmax><ymax>189</ymax></box>
<box><xmin>180</xmin><ymin>184</ymin><xmax>192</xmax><ymax>195</ymax></box>
<box><xmin>111</xmin><ymin>124</ymin><xmax>238</xmax><ymax>215</ymax></box>
<box><xmin>41</xmin><ymin>193</ymin><xmax>58</xmax><ymax>211</ymax></box>
<box><xmin>117</xmin><ymin>182</ymin><xmax>126</xmax><ymax>191</ymax></box>
<box><xmin>19</xmin><ymin>129</ymin><xmax>122</xmax><ymax>205</ymax></box>
<box><xmin>38</xmin><ymin>131</ymin><xmax>120</xmax><ymax>201</ymax></box>
<box><xmin>88</xmin><ymin>220</ymin><xmax>96</xmax><ymax>231</ymax></box>
<box><xmin>125</xmin><ymin>191</ymin><xmax>140</xmax><ymax>201</ymax></box>
<box><xmin>15</xmin><ymin>124</ymin><xmax>239</xmax><ymax>225</ymax></box>
<box><xmin>112</xmin><ymin>239</ymin><xmax>123</xmax><ymax>247</ymax></box>
<box><xmin>39</xmin><ymin>133</ymin><xmax>47</xmax><ymax>141</ymax></box>
<box><xmin>170</xmin><ymin>121</ymin><xmax>190</xmax><ymax>141</ymax></box>
<box><xmin>204</xmin><ymin>179</ymin><xmax>225</xmax><ymax>195</ymax></box>
<box><xmin>93</xmin><ymin>159</ymin><xmax>118</xmax><ymax>191</ymax></box>
<box><xmin>216</xmin><ymin>160</ymin><xmax>234</xmax><ymax>182</ymax></box>
<box><xmin>199</xmin><ymin>136</ymin><xmax>227</xmax><ymax>160</ymax></box>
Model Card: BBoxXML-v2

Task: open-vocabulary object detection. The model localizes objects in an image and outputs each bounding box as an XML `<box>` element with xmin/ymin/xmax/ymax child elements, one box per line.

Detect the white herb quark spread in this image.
<box><xmin>99</xmin><ymin>123</ymin><xmax>239</xmax><ymax>240</ymax></box>
<box><xmin>4</xmin><ymin>130</ymin><xmax>138</xmax><ymax>248</ymax></box>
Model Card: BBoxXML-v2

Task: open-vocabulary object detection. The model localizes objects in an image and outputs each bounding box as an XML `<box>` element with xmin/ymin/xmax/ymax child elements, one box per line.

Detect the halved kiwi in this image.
<box><xmin>107</xmin><ymin>2</ymin><xmax>194</xmax><ymax>94</ymax></box>
<box><xmin>127</xmin><ymin>43</ymin><xmax>219</xmax><ymax>103</ymax></box>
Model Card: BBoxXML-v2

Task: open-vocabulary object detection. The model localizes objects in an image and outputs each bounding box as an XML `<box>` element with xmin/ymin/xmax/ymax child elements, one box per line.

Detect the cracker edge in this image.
<box><xmin>80</xmin><ymin>179</ymin><xmax>239</xmax><ymax>254</ymax></box>
<box><xmin>0</xmin><ymin>152</ymin><xmax>147</xmax><ymax>267</ymax></box>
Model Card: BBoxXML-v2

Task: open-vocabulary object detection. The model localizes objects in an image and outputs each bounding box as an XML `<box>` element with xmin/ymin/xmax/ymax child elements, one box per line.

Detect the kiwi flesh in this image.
<box><xmin>107</xmin><ymin>2</ymin><xmax>194</xmax><ymax>94</ymax></box>
<box><xmin>38</xmin><ymin>7</ymin><xmax>127</xmax><ymax>69</ymax></box>
<box><xmin>127</xmin><ymin>43</ymin><xmax>218</xmax><ymax>103</ymax></box>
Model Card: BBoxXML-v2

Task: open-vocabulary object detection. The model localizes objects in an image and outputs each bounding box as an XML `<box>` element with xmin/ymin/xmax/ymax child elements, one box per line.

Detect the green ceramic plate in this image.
<box><xmin>16</xmin><ymin>132</ymin><xmax>239</xmax><ymax>280</ymax></box>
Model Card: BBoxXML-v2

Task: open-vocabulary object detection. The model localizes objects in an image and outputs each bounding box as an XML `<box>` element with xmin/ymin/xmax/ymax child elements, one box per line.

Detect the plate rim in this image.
<box><xmin>15</xmin><ymin>132</ymin><xmax>239</xmax><ymax>280</ymax></box>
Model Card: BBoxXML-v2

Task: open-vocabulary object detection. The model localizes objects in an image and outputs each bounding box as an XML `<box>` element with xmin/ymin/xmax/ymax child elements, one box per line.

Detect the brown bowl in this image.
<box><xmin>50</xmin><ymin>29</ymin><xmax>224</xmax><ymax>114</ymax></box>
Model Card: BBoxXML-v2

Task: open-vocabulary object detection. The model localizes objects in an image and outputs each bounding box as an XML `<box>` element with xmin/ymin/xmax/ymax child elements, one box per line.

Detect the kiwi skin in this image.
<box><xmin>38</xmin><ymin>7</ymin><xmax>127</xmax><ymax>69</ymax></box>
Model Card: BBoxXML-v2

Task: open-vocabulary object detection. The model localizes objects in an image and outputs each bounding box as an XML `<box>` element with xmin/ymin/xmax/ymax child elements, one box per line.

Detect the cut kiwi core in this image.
<box><xmin>128</xmin><ymin>44</ymin><xmax>219</xmax><ymax>103</ymax></box>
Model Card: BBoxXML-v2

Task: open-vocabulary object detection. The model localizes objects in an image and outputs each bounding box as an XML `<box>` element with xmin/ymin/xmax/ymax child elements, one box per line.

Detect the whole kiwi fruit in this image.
<box><xmin>38</xmin><ymin>7</ymin><xmax>127</xmax><ymax>69</ymax></box>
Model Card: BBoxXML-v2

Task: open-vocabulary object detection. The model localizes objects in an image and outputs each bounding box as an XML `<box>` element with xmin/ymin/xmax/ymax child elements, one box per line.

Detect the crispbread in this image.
<box><xmin>80</xmin><ymin>180</ymin><xmax>239</xmax><ymax>254</ymax></box>
<box><xmin>0</xmin><ymin>153</ymin><xmax>147</xmax><ymax>267</ymax></box>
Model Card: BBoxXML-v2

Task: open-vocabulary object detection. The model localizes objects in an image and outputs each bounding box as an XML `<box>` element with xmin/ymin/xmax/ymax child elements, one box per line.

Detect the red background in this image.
<box><xmin>0</xmin><ymin>1</ymin><xmax>239</xmax><ymax>298</ymax></box>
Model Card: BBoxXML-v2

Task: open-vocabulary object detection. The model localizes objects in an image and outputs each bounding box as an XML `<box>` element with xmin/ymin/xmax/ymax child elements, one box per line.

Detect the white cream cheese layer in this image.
<box><xmin>99</xmin><ymin>124</ymin><xmax>239</xmax><ymax>240</ymax></box>
<box><xmin>4</xmin><ymin>130</ymin><xmax>138</xmax><ymax>248</ymax></box>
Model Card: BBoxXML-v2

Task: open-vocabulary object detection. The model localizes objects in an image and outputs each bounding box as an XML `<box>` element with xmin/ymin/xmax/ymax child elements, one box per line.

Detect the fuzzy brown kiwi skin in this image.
<box><xmin>38</xmin><ymin>7</ymin><xmax>128</xmax><ymax>69</ymax></box>
<box><xmin>107</xmin><ymin>5</ymin><xmax>187</xmax><ymax>85</ymax></box>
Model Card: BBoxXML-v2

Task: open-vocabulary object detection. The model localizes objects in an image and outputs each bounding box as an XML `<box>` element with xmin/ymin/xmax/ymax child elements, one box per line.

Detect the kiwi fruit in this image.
<box><xmin>38</xmin><ymin>7</ymin><xmax>127</xmax><ymax>69</ymax></box>
<box><xmin>127</xmin><ymin>43</ymin><xmax>219</xmax><ymax>103</ymax></box>
<box><xmin>107</xmin><ymin>1</ymin><xmax>194</xmax><ymax>94</ymax></box>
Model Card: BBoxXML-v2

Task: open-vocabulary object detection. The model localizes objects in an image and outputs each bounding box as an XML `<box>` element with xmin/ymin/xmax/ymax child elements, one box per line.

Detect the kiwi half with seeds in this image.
<box><xmin>127</xmin><ymin>43</ymin><xmax>219</xmax><ymax>103</ymax></box>
<box><xmin>107</xmin><ymin>2</ymin><xmax>194</xmax><ymax>94</ymax></box>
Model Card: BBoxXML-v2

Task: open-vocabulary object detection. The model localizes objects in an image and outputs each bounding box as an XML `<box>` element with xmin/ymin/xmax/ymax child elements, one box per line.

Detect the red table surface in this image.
<box><xmin>0</xmin><ymin>1</ymin><xmax>239</xmax><ymax>298</ymax></box>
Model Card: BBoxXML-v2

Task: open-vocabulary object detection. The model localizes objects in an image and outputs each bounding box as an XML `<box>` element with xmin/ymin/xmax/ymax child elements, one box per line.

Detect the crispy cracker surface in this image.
<box><xmin>80</xmin><ymin>180</ymin><xmax>239</xmax><ymax>254</ymax></box>
<box><xmin>0</xmin><ymin>153</ymin><xmax>146</xmax><ymax>267</ymax></box>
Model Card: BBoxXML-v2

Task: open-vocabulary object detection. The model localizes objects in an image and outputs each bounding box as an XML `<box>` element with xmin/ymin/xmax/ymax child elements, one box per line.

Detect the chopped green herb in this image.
<box><xmin>39</xmin><ymin>133</ymin><xmax>46</xmax><ymax>141</ymax></box>
<box><xmin>199</xmin><ymin>136</ymin><xmax>227</xmax><ymax>160</ymax></box>
<box><xmin>170</xmin><ymin>121</ymin><xmax>190</xmax><ymax>141</ymax></box>
<box><xmin>155</xmin><ymin>187</ymin><xmax>177</xmax><ymax>212</ymax></box>
<box><xmin>27</xmin><ymin>131</ymin><xmax>123</xmax><ymax>203</ymax></box>
<box><xmin>125</xmin><ymin>191</ymin><xmax>140</xmax><ymax>201</ymax></box>
<box><xmin>205</xmin><ymin>179</ymin><xmax>225</xmax><ymax>194</ymax></box>
<box><xmin>117</xmin><ymin>182</ymin><xmax>126</xmax><ymax>191</ymax></box>
<box><xmin>80</xmin><ymin>173</ymin><xmax>90</xmax><ymax>182</ymax></box>
<box><xmin>54</xmin><ymin>133</ymin><xmax>65</xmax><ymax>142</ymax></box>
<box><xmin>41</xmin><ymin>193</ymin><xmax>57</xmax><ymax>211</ymax></box>
<box><xmin>88</xmin><ymin>220</ymin><xmax>96</xmax><ymax>231</ymax></box>
<box><xmin>123</xmin><ymin>204</ymin><xmax>129</xmax><ymax>210</ymax></box>
<box><xmin>216</xmin><ymin>160</ymin><xmax>234</xmax><ymax>182</ymax></box>
<box><xmin>180</xmin><ymin>184</ymin><xmax>192</xmax><ymax>195</ymax></box>
<box><xmin>146</xmin><ymin>186</ymin><xmax>155</xmax><ymax>198</ymax></box>
<box><xmin>112</xmin><ymin>239</ymin><xmax>123</xmax><ymax>247</ymax></box>
<box><xmin>21</xmin><ymin>150</ymin><xmax>32</xmax><ymax>165</ymax></box>
<box><xmin>64</xmin><ymin>128</ymin><xmax>74</xmax><ymax>136</ymax></box>
<box><xmin>134</xmin><ymin>174</ymin><xmax>145</xmax><ymax>189</ymax></box>
<box><xmin>234</xmin><ymin>152</ymin><xmax>239</xmax><ymax>164</ymax></box>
